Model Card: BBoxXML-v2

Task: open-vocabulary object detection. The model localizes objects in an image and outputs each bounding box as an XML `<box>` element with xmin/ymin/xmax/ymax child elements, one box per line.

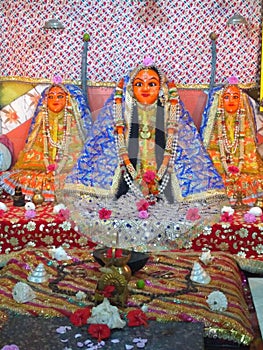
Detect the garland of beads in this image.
<box><xmin>48</xmin><ymin>259</ymin><xmax>197</xmax><ymax>307</ymax></box>
<box><xmin>114</xmin><ymin>79</ymin><xmax>180</xmax><ymax>199</ymax></box>
<box><xmin>217</xmin><ymin>92</ymin><xmax>245</xmax><ymax>175</ymax></box>
<box><xmin>43</xmin><ymin>95</ymin><xmax>72</xmax><ymax>174</ymax></box>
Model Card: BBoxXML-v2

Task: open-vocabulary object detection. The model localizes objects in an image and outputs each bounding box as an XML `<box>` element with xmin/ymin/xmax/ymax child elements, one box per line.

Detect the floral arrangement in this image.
<box><xmin>68</xmin><ymin>298</ymin><xmax>149</xmax><ymax>345</ymax></box>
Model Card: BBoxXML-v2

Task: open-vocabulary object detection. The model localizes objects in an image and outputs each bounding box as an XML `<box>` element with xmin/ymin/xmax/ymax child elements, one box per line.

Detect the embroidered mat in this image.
<box><xmin>0</xmin><ymin>248</ymin><xmax>254</xmax><ymax>346</ymax></box>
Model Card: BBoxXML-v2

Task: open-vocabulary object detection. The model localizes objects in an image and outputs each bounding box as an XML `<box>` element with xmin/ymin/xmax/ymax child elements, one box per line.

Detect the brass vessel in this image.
<box><xmin>32</xmin><ymin>189</ymin><xmax>45</xmax><ymax>205</ymax></box>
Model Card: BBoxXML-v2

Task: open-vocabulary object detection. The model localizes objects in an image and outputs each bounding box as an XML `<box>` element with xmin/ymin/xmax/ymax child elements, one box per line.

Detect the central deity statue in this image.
<box><xmin>62</xmin><ymin>58</ymin><xmax>228</xmax><ymax>250</ymax></box>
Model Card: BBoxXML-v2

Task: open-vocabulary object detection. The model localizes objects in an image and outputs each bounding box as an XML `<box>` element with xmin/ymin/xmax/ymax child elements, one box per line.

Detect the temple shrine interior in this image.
<box><xmin>1</xmin><ymin>1</ymin><xmax>263</xmax><ymax>349</ymax></box>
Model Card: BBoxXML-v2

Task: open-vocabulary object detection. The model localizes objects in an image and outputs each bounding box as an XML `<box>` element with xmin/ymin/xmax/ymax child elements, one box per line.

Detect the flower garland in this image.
<box><xmin>113</xmin><ymin>77</ymin><xmax>180</xmax><ymax>201</ymax></box>
<box><xmin>217</xmin><ymin>90</ymin><xmax>245</xmax><ymax>176</ymax></box>
<box><xmin>43</xmin><ymin>90</ymin><xmax>72</xmax><ymax>174</ymax></box>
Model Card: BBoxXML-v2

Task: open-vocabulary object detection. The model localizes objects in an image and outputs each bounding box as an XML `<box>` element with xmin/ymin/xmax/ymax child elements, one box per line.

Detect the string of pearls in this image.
<box><xmin>217</xmin><ymin>93</ymin><xmax>245</xmax><ymax>174</ymax></box>
<box><xmin>43</xmin><ymin>95</ymin><xmax>72</xmax><ymax>174</ymax></box>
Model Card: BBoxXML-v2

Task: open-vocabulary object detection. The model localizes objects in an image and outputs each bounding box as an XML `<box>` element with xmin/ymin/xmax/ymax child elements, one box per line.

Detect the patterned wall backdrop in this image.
<box><xmin>1</xmin><ymin>0</ymin><xmax>262</xmax><ymax>85</ymax></box>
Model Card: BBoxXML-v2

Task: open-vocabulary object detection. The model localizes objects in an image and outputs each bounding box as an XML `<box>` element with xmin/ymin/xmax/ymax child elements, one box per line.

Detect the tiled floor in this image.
<box><xmin>248</xmin><ymin>278</ymin><xmax>263</xmax><ymax>339</ymax></box>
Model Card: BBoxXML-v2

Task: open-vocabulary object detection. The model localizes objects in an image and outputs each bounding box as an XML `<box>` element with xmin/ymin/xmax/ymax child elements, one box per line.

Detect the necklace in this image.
<box><xmin>140</xmin><ymin>124</ymin><xmax>151</xmax><ymax>139</ymax></box>
<box><xmin>217</xmin><ymin>104</ymin><xmax>245</xmax><ymax>174</ymax></box>
<box><xmin>43</xmin><ymin>100</ymin><xmax>72</xmax><ymax>174</ymax></box>
<box><xmin>113</xmin><ymin>79</ymin><xmax>180</xmax><ymax>199</ymax></box>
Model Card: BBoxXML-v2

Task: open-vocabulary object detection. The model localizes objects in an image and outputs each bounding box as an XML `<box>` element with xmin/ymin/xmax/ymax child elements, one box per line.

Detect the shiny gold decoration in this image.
<box><xmin>99</xmin><ymin>248</ymin><xmax>132</xmax><ymax>282</ymax></box>
<box><xmin>95</xmin><ymin>267</ymin><xmax>128</xmax><ymax>307</ymax></box>
<box><xmin>32</xmin><ymin>189</ymin><xmax>45</xmax><ymax>205</ymax></box>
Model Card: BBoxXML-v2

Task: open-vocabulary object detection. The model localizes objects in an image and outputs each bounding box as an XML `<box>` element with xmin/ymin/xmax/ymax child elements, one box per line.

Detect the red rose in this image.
<box><xmin>228</xmin><ymin>165</ymin><xmax>239</xmax><ymax>174</ymax></box>
<box><xmin>127</xmin><ymin>309</ymin><xmax>148</xmax><ymax>327</ymax></box>
<box><xmin>136</xmin><ymin>199</ymin><xmax>150</xmax><ymax>212</ymax></box>
<box><xmin>99</xmin><ymin>208</ymin><xmax>112</xmax><ymax>219</ymax></box>
<box><xmin>69</xmin><ymin>307</ymin><xmax>91</xmax><ymax>326</ymax></box>
<box><xmin>88</xmin><ymin>324</ymin><xmax>111</xmax><ymax>341</ymax></box>
<box><xmin>220</xmin><ymin>212</ymin><xmax>234</xmax><ymax>223</ymax></box>
<box><xmin>101</xmin><ymin>285</ymin><xmax>115</xmax><ymax>298</ymax></box>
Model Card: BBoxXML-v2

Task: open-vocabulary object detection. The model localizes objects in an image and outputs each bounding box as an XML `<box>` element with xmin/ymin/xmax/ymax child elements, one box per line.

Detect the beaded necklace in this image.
<box><xmin>43</xmin><ymin>94</ymin><xmax>72</xmax><ymax>174</ymax></box>
<box><xmin>114</xmin><ymin>78</ymin><xmax>180</xmax><ymax>200</ymax></box>
<box><xmin>217</xmin><ymin>91</ymin><xmax>245</xmax><ymax>175</ymax></box>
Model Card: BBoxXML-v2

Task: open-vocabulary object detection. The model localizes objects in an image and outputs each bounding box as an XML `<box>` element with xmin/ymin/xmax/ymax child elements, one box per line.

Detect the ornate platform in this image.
<box><xmin>1</xmin><ymin>195</ymin><xmax>263</xmax><ymax>264</ymax></box>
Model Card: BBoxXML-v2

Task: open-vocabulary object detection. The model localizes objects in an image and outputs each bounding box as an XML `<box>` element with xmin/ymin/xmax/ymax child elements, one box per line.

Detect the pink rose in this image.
<box><xmin>136</xmin><ymin>199</ymin><xmax>150</xmax><ymax>212</ymax></box>
<box><xmin>25</xmin><ymin>210</ymin><xmax>36</xmax><ymax>219</ymax></box>
<box><xmin>143</xmin><ymin>57</ymin><xmax>154</xmax><ymax>67</ymax></box>
<box><xmin>227</xmin><ymin>76</ymin><xmax>239</xmax><ymax>85</ymax></box>
<box><xmin>142</xmin><ymin>170</ymin><xmax>156</xmax><ymax>184</ymax></box>
<box><xmin>138</xmin><ymin>210</ymin><xmax>149</xmax><ymax>219</ymax></box>
<box><xmin>57</xmin><ymin>208</ymin><xmax>70</xmax><ymax>220</ymax></box>
<box><xmin>99</xmin><ymin>208</ymin><xmax>112</xmax><ymax>220</ymax></box>
<box><xmin>186</xmin><ymin>208</ymin><xmax>201</xmax><ymax>221</ymax></box>
<box><xmin>52</xmin><ymin>74</ymin><xmax>63</xmax><ymax>85</ymax></box>
<box><xmin>244</xmin><ymin>213</ymin><xmax>256</xmax><ymax>223</ymax></box>
<box><xmin>47</xmin><ymin>163</ymin><xmax>58</xmax><ymax>172</ymax></box>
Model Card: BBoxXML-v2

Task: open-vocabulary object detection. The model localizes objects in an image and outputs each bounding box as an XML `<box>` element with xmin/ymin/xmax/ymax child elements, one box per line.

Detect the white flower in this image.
<box><xmin>207</xmin><ymin>290</ymin><xmax>228</xmax><ymax>312</ymax></box>
<box><xmin>59</xmin><ymin>221</ymin><xmax>71</xmax><ymax>231</ymax></box>
<box><xmin>237</xmin><ymin>251</ymin><xmax>246</xmax><ymax>258</ymax></box>
<box><xmin>53</xmin><ymin>203</ymin><xmax>67</xmax><ymax>214</ymax></box>
<box><xmin>24</xmin><ymin>221</ymin><xmax>36</xmax><ymax>231</ymax></box>
<box><xmin>25</xmin><ymin>202</ymin><xmax>36</xmax><ymax>211</ymax></box>
<box><xmin>221</xmin><ymin>206</ymin><xmax>234</xmax><ymax>215</ymax></box>
<box><xmin>76</xmin><ymin>291</ymin><xmax>86</xmax><ymax>300</ymax></box>
<box><xmin>248</xmin><ymin>207</ymin><xmax>262</xmax><ymax>217</ymax></box>
<box><xmin>202</xmin><ymin>226</ymin><xmax>212</xmax><ymax>236</ymax></box>
<box><xmin>26</xmin><ymin>241</ymin><xmax>36</xmax><ymax>247</ymax></box>
<box><xmin>88</xmin><ymin>298</ymin><xmax>126</xmax><ymax>329</ymax></box>
<box><xmin>0</xmin><ymin>202</ymin><xmax>8</xmax><ymax>211</ymax></box>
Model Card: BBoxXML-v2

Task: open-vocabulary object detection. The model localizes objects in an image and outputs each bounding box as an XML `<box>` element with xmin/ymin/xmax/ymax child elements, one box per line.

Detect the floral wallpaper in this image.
<box><xmin>0</xmin><ymin>0</ymin><xmax>262</xmax><ymax>85</ymax></box>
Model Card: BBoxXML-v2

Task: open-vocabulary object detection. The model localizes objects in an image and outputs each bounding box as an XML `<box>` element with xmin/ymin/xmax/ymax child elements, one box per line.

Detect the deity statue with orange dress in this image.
<box><xmin>0</xmin><ymin>75</ymin><xmax>92</xmax><ymax>202</ymax></box>
<box><xmin>62</xmin><ymin>57</ymin><xmax>228</xmax><ymax>250</ymax></box>
<box><xmin>200</xmin><ymin>76</ymin><xmax>263</xmax><ymax>206</ymax></box>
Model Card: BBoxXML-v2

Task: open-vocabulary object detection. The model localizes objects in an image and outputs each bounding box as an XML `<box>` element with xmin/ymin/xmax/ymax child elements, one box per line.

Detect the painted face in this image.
<box><xmin>133</xmin><ymin>69</ymin><xmax>160</xmax><ymax>105</ymax></box>
<box><xmin>47</xmin><ymin>86</ymin><xmax>67</xmax><ymax>113</ymax></box>
<box><xmin>222</xmin><ymin>85</ymin><xmax>240</xmax><ymax>114</ymax></box>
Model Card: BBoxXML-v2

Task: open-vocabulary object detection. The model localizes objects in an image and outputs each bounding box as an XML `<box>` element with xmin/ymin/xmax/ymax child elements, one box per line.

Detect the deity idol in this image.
<box><xmin>200</xmin><ymin>76</ymin><xmax>263</xmax><ymax>205</ymax></box>
<box><xmin>61</xmin><ymin>58</ymin><xmax>228</xmax><ymax>250</ymax></box>
<box><xmin>0</xmin><ymin>76</ymin><xmax>92</xmax><ymax>201</ymax></box>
